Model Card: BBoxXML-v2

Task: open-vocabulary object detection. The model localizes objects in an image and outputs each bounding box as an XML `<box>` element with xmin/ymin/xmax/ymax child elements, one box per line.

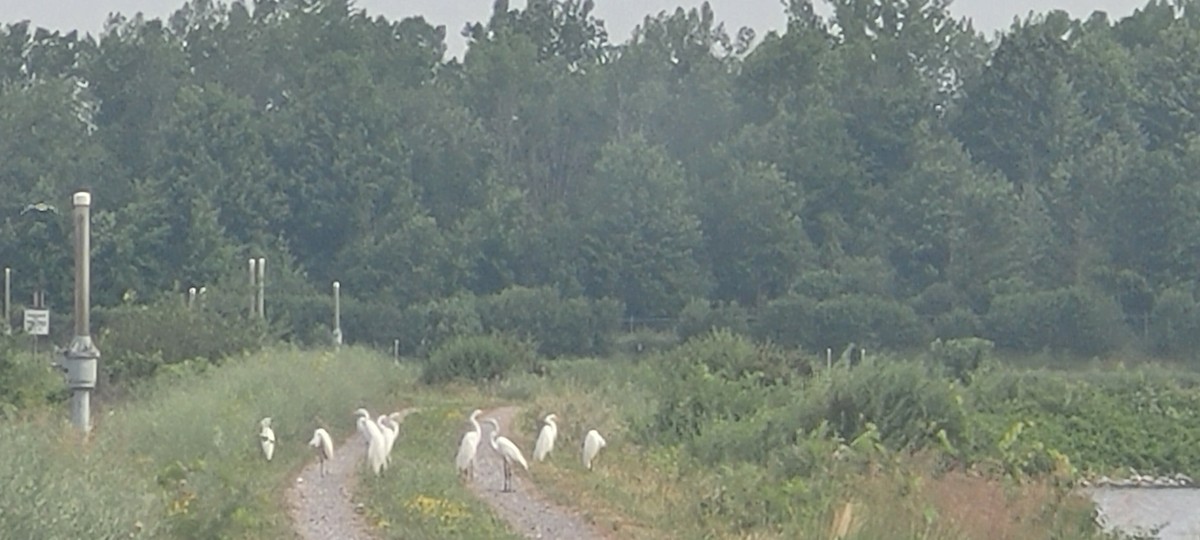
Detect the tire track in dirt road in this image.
<box><xmin>286</xmin><ymin>408</ymin><xmax>419</xmax><ymax>540</ymax></box>
<box><xmin>471</xmin><ymin>406</ymin><xmax>611</xmax><ymax>540</ymax></box>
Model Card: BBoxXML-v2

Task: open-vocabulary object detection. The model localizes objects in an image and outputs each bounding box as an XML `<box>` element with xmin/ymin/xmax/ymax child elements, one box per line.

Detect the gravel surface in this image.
<box><xmin>286</xmin><ymin>408</ymin><xmax>418</xmax><ymax>540</ymax></box>
<box><xmin>470</xmin><ymin>406</ymin><xmax>610</xmax><ymax>540</ymax></box>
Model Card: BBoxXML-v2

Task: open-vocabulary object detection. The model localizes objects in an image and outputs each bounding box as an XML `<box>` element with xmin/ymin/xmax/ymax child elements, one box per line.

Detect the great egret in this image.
<box><xmin>259</xmin><ymin>417</ymin><xmax>276</xmax><ymax>462</ymax></box>
<box><xmin>308</xmin><ymin>428</ymin><xmax>334</xmax><ymax>477</ymax></box>
<box><xmin>583</xmin><ymin>429</ymin><xmax>607</xmax><ymax>471</ymax></box>
<box><xmin>20</xmin><ymin>202</ymin><xmax>58</xmax><ymax>215</ymax></box>
<box><xmin>485</xmin><ymin>417</ymin><xmax>528</xmax><ymax>492</ymax></box>
<box><xmin>455</xmin><ymin>409</ymin><xmax>483</xmax><ymax>481</ymax></box>
<box><xmin>533</xmin><ymin>413</ymin><xmax>558</xmax><ymax>463</ymax></box>
<box><xmin>354</xmin><ymin>408</ymin><xmax>388</xmax><ymax>476</ymax></box>
<box><xmin>377</xmin><ymin>414</ymin><xmax>400</xmax><ymax>466</ymax></box>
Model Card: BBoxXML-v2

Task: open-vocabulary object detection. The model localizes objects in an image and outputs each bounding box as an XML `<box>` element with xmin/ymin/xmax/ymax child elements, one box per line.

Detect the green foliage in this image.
<box><xmin>1149</xmin><ymin>286</ymin><xmax>1200</xmax><ymax>358</ymax></box>
<box><xmin>675</xmin><ymin>298</ymin><xmax>750</xmax><ymax>342</ymax></box>
<box><xmin>983</xmin><ymin>286</ymin><xmax>1128</xmax><ymax>356</ymax></box>
<box><xmin>420</xmin><ymin>332</ymin><xmax>538</xmax><ymax>384</ymax></box>
<box><xmin>929</xmin><ymin>337</ymin><xmax>995</xmax><ymax>384</ymax></box>
<box><xmin>477</xmin><ymin>285</ymin><xmax>623</xmax><ymax>358</ymax></box>
<box><xmin>0</xmin><ymin>336</ymin><xmax>66</xmax><ymax>415</ymax></box>
<box><xmin>0</xmin><ymin>347</ymin><xmax>402</xmax><ymax>539</ymax></box>
<box><xmin>94</xmin><ymin>296</ymin><xmax>266</xmax><ymax>385</ymax></box>
<box><xmin>753</xmin><ymin>293</ymin><xmax>931</xmax><ymax>351</ymax></box>
<box><xmin>402</xmin><ymin>294</ymin><xmax>484</xmax><ymax>357</ymax></box>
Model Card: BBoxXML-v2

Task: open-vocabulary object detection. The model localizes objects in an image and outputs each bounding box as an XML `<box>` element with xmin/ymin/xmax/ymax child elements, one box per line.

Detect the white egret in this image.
<box><xmin>533</xmin><ymin>413</ymin><xmax>558</xmax><ymax>463</ymax></box>
<box><xmin>455</xmin><ymin>409</ymin><xmax>483</xmax><ymax>481</ymax></box>
<box><xmin>259</xmin><ymin>417</ymin><xmax>276</xmax><ymax>462</ymax></box>
<box><xmin>583</xmin><ymin>429</ymin><xmax>607</xmax><ymax>470</ymax></box>
<box><xmin>354</xmin><ymin>408</ymin><xmax>388</xmax><ymax>476</ymax></box>
<box><xmin>377</xmin><ymin>413</ymin><xmax>400</xmax><ymax>466</ymax></box>
<box><xmin>308</xmin><ymin>428</ymin><xmax>334</xmax><ymax>477</ymax></box>
<box><xmin>484</xmin><ymin>417</ymin><xmax>528</xmax><ymax>492</ymax></box>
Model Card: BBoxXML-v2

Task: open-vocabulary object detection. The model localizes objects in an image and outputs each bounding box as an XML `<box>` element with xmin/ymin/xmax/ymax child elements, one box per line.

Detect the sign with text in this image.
<box><xmin>23</xmin><ymin>309</ymin><xmax>49</xmax><ymax>336</ymax></box>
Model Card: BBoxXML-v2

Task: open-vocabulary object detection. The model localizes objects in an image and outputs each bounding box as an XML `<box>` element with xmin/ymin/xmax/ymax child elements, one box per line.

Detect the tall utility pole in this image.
<box><xmin>63</xmin><ymin>191</ymin><xmax>99</xmax><ymax>434</ymax></box>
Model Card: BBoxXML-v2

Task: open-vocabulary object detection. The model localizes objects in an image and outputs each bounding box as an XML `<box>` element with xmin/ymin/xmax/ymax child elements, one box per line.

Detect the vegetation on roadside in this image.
<box><xmin>0</xmin><ymin>347</ymin><xmax>402</xmax><ymax>539</ymax></box>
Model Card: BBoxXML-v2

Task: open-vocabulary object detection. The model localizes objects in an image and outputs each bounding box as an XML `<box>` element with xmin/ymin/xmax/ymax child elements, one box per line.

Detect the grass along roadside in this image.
<box><xmin>498</xmin><ymin>357</ymin><xmax>1108</xmax><ymax>540</ymax></box>
<box><xmin>0</xmin><ymin>346</ymin><xmax>404</xmax><ymax>539</ymax></box>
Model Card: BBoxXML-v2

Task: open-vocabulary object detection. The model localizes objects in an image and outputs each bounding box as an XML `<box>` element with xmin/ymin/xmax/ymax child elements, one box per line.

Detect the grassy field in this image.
<box><xmin>487</xmin><ymin>354</ymin><xmax>1120</xmax><ymax>540</ymax></box>
<box><xmin>0</xmin><ymin>346</ymin><xmax>513</xmax><ymax>539</ymax></box>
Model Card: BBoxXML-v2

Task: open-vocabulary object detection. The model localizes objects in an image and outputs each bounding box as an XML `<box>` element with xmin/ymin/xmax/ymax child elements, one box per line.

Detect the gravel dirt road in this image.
<box><xmin>469</xmin><ymin>405</ymin><xmax>610</xmax><ymax>540</ymax></box>
<box><xmin>286</xmin><ymin>408</ymin><xmax>419</xmax><ymax>540</ymax></box>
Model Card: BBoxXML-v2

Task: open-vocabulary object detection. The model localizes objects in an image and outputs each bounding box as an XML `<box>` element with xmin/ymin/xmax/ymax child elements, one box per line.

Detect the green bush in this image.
<box><xmin>753</xmin><ymin>293</ymin><xmax>930</xmax><ymax>352</ymax></box>
<box><xmin>403</xmin><ymin>294</ymin><xmax>483</xmax><ymax>357</ymax></box>
<box><xmin>1150</xmin><ymin>286</ymin><xmax>1200</xmax><ymax>357</ymax></box>
<box><xmin>94</xmin><ymin>297</ymin><xmax>267</xmax><ymax>386</ymax></box>
<box><xmin>478</xmin><ymin>285</ymin><xmax>623</xmax><ymax>358</ymax></box>
<box><xmin>932</xmin><ymin>307</ymin><xmax>981</xmax><ymax>339</ymax></box>
<box><xmin>984</xmin><ymin>286</ymin><xmax>1129</xmax><ymax>356</ymax></box>
<box><xmin>929</xmin><ymin>337</ymin><xmax>994</xmax><ymax>384</ymax></box>
<box><xmin>0</xmin><ymin>336</ymin><xmax>66</xmax><ymax>415</ymax></box>
<box><xmin>420</xmin><ymin>332</ymin><xmax>537</xmax><ymax>384</ymax></box>
<box><xmin>675</xmin><ymin>298</ymin><xmax>750</xmax><ymax>342</ymax></box>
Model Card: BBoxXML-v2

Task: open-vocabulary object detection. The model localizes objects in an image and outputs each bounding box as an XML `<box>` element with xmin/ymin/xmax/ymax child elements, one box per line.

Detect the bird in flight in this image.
<box><xmin>21</xmin><ymin>202</ymin><xmax>58</xmax><ymax>215</ymax></box>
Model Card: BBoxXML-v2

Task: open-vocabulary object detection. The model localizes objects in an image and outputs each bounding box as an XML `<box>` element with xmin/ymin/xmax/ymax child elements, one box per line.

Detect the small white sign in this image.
<box><xmin>24</xmin><ymin>309</ymin><xmax>49</xmax><ymax>336</ymax></box>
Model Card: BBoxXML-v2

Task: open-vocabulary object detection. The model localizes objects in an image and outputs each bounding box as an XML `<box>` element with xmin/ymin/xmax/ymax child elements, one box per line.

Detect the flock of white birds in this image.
<box><xmin>256</xmin><ymin>408</ymin><xmax>607</xmax><ymax>493</ymax></box>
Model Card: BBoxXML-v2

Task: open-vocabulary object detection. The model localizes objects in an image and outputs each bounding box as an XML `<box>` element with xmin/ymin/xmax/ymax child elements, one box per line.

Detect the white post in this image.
<box><xmin>3</xmin><ymin>267</ymin><xmax>9</xmax><ymax>335</ymax></box>
<box><xmin>393</xmin><ymin>339</ymin><xmax>400</xmax><ymax>361</ymax></box>
<box><xmin>64</xmin><ymin>191</ymin><xmax>98</xmax><ymax>435</ymax></box>
<box><xmin>188</xmin><ymin>287</ymin><xmax>197</xmax><ymax>309</ymax></box>
<box><xmin>256</xmin><ymin>257</ymin><xmax>266</xmax><ymax>319</ymax></box>
<box><xmin>332</xmin><ymin>281</ymin><xmax>342</xmax><ymax>347</ymax></box>
<box><xmin>248</xmin><ymin>258</ymin><xmax>257</xmax><ymax>317</ymax></box>
<box><xmin>826</xmin><ymin>348</ymin><xmax>832</xmax><ymax>370</ymax></box>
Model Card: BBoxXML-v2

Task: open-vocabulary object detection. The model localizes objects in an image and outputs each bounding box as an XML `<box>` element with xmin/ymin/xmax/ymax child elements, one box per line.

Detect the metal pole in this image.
<box><xmin>332</xmin><ymin>281</ymin><xmax>342</xmax><ymax>347</ymax></box>
<box><xmin>249</xmin><ymin>258</ymin><xmax>257</xmax><ymax>317</ymax></box>
<box><xmin>256</xmin><ymin>257</ymin><xmax>266</xmax><ymax>319</ymax></box>
<box><xmin>393</xmin><ymin>339</ymin><xmax>399</xmax><ymax>361</ymax></box>
<box><xmin>3</xmin><ymin>267</ymin><xmax>9</xmax><ymax>335</ymax></box>
<box><xmin>64</xmin><ymin>191</ymin><xmax>99</xmax><ymax>435</ymax></box>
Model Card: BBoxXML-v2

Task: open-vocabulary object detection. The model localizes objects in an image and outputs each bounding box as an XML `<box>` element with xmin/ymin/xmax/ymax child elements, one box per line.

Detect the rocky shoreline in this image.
<box><xmin>1081</xmin><ymin>471</ymin><xmax>1195</xmax><ymax>489</ymax></box>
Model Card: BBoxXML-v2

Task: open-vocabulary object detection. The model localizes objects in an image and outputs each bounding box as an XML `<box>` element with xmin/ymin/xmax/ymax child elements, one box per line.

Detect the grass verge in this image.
<box><xmin>0</xmin><ymin>346</ymin><xmax>403</xmax><ymax>539</ymax></box>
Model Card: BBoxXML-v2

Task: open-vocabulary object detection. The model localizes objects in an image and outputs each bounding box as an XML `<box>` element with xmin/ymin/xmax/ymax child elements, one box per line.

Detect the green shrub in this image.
<box><xmin>477</xmin><ymin>285</ymin><xmax>623</xmax><ymax>358</ymax></box>
<box><xmin>753</xmin><ymin>293</ymin><xmax>930</xmax><ymax>351</ymax></box>
<box><xmin>403</xmin><ymin>294</ymin><xmax>483</xmax><ymax>357</ymax></box>
<box><xmin>929</xmin><ymin>337</ymin><xmax>994</xmax><ymax>384</ymax></box>
<box><xmin>94</xmin><ymin>297</ymin><xmax>267</xmax><ymax>386</ymax></box>
<box><xmin>0</xmin><ymin>336</ymin><xmax>66</xmax><ymax>415</ymax></box>
<box><xmin>932</xmin><ymin>307</ymin><xmax>981</xmax><ymax>339</ymax></box>
<box><xmin>420</xmin><ymin>332</ymin><xmax>537</xmax><ymax>384</ymax></box>
<box><xmin>1150</xmin><ymin>286</ymin><xmax>1200</xmax><ymax>357</ymax></box>
<box><xmin>675</xmin><ymin>298</ymin><xmax>750</xmax><ymax>342</ymax></box>
<box><xmin>984</xmin><ymin>286</ymin><xmax>1129</xmax><ymax>356</ymax></box>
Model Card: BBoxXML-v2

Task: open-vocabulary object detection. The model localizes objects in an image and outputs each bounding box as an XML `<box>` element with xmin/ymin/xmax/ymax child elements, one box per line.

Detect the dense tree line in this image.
<box><xmin>3</xmin><ymin>0</ymin><xmax>1200</xmax><ymax>357</ymax></box>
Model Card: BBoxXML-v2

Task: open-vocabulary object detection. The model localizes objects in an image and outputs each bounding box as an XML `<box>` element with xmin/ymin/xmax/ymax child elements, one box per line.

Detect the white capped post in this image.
<box><xmin>248</xmin><ymin>258</ymin><xmax>257</xmax><ymax>317</ymax></box>
<box><xmin>188</xmin><ymin>287</ymin><xmax>197</xmax><ymax>309</ymax></box>
<box><xmin>256</xmin><ymin>257</ymin><xmax>266</xmax><ymax>319</ymax></box>
<box><xmin>3</xmin><ymin>267</ymin><xmax>10</xmax><ymax>335</ymax></box>
<box><xmin>332</xmin><ymin>281</ymin><xmax>342</xmax><ymax>347</ymax></box>
<box><xmin>64</xmin><ymin>191</ymin><xmax>99</xmax><ymax>434</ymax></box>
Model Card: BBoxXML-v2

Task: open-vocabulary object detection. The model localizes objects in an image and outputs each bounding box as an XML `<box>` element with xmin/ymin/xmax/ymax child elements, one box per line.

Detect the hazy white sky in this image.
<box><xmin>0</xmin><ymin>0</ymin><xmax>1150</xmax><ymax>58</ymax></box>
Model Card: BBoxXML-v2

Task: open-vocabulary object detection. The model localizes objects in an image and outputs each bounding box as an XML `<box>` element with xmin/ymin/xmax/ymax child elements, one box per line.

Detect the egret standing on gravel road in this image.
<box><xmin>355</xmin><ymin>408</ymin><xmax>388</xmax><ymax>476</ymax></box>
<box><xmin>456</xmin><ymin>409</ymin><xmax>483</xmax><ymax>481</ymax></box>
<box><xmin>583</xmin><ymin>429</ymin><xmax>606</xmax><ymax>471</ymax></box>
<box><xmin>533</xmin><ymin>413</ymin><xmax>558</xmax><ymax>462</ymax></box>
<box><xmin>308</xmin><ymin>428</ymin><xmax>334</xmax><ymax>477</ymax></box>
<box><xmin>259</xmin><ymin>417</ymin><xmax>276</xmax><ymax>462</ymax></box>
<box><xmin>485</xmin><ymin>417</ymin><xmax>528</xmax><ymax>492</ymax></box>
